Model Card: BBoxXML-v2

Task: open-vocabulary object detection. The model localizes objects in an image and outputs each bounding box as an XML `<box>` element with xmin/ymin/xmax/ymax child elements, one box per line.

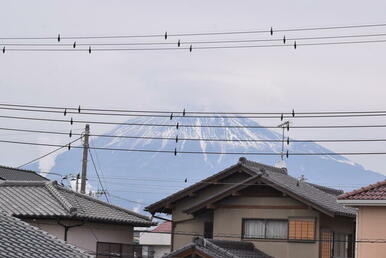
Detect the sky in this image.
<box><xmin>1</xmin><ymin>0</ymin><xmax>386</xmax><ymax>175</ymax></box>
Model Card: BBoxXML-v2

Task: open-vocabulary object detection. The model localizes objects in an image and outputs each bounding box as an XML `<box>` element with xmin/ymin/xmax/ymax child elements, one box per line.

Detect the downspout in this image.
<box><xmin>57</xmin><ymin>220</ymin><xmax>85</xmax><ymax>242</ymax></box>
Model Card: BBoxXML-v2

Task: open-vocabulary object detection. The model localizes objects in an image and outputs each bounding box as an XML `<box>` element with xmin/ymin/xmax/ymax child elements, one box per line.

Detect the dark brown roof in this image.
<box><xmin>338</xmin><ymin>179</ymin><xmax>386</xmax><ymax>200</ymax></box>
<box><xmin>163</xmin><ymin>237</ymin><xmax>273</xmax><ymax>258</ymax></box>
<box><xmin>146</xmin><ymin>157</ymin><xmax>355</xmax><ymax>217</ymax></box>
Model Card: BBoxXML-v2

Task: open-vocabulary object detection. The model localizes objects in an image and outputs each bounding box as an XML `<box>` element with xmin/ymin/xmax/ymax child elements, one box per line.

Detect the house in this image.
<box><xmin>146</xmin><ymin>157</ymin><xmax>356</xmax><ymax>258</ymax></box>
<box><xmin>0</xmin><ymin>180</ymin><xmax>156</xmax><ymax>257</ymax></box>
<box><xmin>338</xmin><ymin>179</ymin><xmax>386</xmax><ymax>258</ymax></box>
<box><xmin>0</xmin><ymin>211</ymin><xmax>92</xmax><ymax>258</ymax></box>
<box><xmin>139</xmin><ymin>221</ymin><xmax>172</xmax><ymax>258</ymax></box>
<box><xmin>163</xmin><ymin>236</ymin><xmax>273</xmax><ymax>258</ymax></box>
<box><xmin>0</xmin><ymin>165</ymin><xmax>48</xmax><ymax>181</ymax></box>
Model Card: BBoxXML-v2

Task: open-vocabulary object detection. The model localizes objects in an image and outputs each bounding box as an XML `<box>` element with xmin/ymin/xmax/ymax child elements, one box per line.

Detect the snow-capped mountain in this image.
<box><xmin>40</xmin><ymin>117</ymin><xmax>385</xmax><ymax>211</ymax></box>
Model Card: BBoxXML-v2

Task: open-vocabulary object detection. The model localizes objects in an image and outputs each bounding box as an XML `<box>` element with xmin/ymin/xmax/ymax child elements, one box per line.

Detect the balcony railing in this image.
<box><xmin>96</xmin><ymin>242</ymin><xmax>156</xmax><ymax>258</ymax></box>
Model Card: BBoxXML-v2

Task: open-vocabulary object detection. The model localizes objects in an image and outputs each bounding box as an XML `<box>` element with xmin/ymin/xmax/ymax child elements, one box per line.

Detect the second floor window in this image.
<box><xmin>243</xmin><ymin>219</ymin><xmax>288</xmax><ymax>239</ymax></box>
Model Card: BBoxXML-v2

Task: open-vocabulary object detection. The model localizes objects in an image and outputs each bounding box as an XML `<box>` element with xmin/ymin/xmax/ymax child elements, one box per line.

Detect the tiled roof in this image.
<box><xmin>338</xmin><ymin>179</ymin><xmax>386</xmax><ymax>200</ymax></box>
<box><xmin>0</xmin><ymin>165</ymin><xmax>48</xmax><ymax>181</ymax></box>
<box><xmin>241</xmin><ymin>159</ymin><xmax>356</xmax><ymax>217</ymax></box>
<box><xmin>152</xmin><ymin>221</ymin><xmax>172</xmax><ymax>233</ymax></box>
<box><xmin>147</xmin><ymin>158</ymin><xmax>355</xmax><ymax>217</ymax></box>
<box><xmin>0</xmin><ymin>211</ymin><xmax>93</xmax><ymax>258</ymax></box>
<box><xmin>0</xmin><ymin>181</ymin><xmax>155</xmax><ymax>226</ymax></box>
<box><xmin>163</xmin><ymin>237</ymin><xmax>273</xmax><ymax>258</ymax></box>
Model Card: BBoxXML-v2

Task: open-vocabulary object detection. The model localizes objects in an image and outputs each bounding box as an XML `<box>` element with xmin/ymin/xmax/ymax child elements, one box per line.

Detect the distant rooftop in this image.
<box><xmin>164</xmin><ymin>237</ymin><xmax>273</xmax><ymax>258</ymax></box>
<box><xmin>0</xmin><ymin>180</ymin><xmax>155</xmax><ymax>226</ymax></box>
<box><xmin>338</xmin><ymin>179</ymin><xmax>386</xmax><ymax>201</ymax></box>
<box><xmin>0</xmin><ymin>165</ymin><xmax>48</xmax><ymax>181</ymax></box>
<box><xmin>0</xmin><ymin>211</ymin><xmax>92</xmax><ymax>258</ymax></box>
<box><xmin>152</xmin><ymin>221</ymin><xmax>171</xmax><ymax>233</ymax></box>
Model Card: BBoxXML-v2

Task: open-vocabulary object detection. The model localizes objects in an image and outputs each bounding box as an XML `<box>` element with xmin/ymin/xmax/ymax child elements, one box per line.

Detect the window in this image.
<box><xmin>243</xmin><ymin>219</ymin><xmax>288</xmax><ymax>239</ymax></box>
<box><xmin>333</xmin><ymin>233</ymin><xmax>353</xmax><ymax>258</ymax></box>
<box><xmin>288</xmin><ymin>218</ymin><xmax>316</xmax><ymax>241</ymax></box>
<box><xmin>204</xmin><ymin>221</ymin><xmax>213</xmax><ymax>239</ymax></box>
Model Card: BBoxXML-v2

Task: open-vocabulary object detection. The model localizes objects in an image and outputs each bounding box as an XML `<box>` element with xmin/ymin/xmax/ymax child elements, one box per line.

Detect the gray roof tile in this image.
<box><xmin>241</xmin><ymin>159</ymin><xmax>356</xmax><ymax>217</ymax></box>
<box><xmin>0</xmin><ymin>211</ymin><xmax>93</xmax><ymax>258</ymax></box>
<box><xmin>0</xmin><ymin>166</ymin><xmax>48</xmax><ymax>181</ymax></box>
<box><xmin>0</xmin><ymin>181</ymin><xmax>155</xmax><ymax>226</ymax></box>
<box><xmin>163</xmin><ymin>237</ymin><xmax>273</xmax><ymax>258</ymax></box>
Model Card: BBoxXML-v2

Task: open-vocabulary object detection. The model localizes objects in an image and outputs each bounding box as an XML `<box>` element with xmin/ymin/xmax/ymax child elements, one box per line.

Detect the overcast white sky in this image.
<box><xmin>1</xmin><ymin>0</ymin><xmax>386</xmax><ymax>174</ymax></box>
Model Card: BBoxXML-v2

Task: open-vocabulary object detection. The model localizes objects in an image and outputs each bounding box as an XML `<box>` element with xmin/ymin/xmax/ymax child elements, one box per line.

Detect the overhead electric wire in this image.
<box><xmin>88</xmin><ymin>148</ymin><xmax>110</xmax><ymax>203</ymax></box>
<box><xmin>2</xmin><ymin>126</ymin><xmax>386</xmax><ymax>143</ymax></box>
<box><xmin>2</xmin><ymin>22</ymin><xmax>386</xmax><ymax>40</ymax></box>
<box><xmin>3</xmin><ymin>102</ymin><xmax>386</xmax><ymax>115</ymax></box>
<box><xmin>3</xmin><ymin>138</ymin><xmax>386</xmax><ymax>156</ymax></box>
<box><xmin>4</xmin><ymin>38</ymin><xmax>386</xmax><ymax>51</ymax></box>
<box><xmin>3</xmin><ymin>113</ymin><xmax>386</xmax><ymax>129</ymax></box>
<box><xmin>3</xmin><ymin>32</ymin><xmax>386</xmax><ymax>47</ymax></box>
<box><xmin>17</xmin><ymin>136</ymin><xmax>83</xmax><ymax>168</ymax></box>
<box><xmin>5</xmin><ymin>105</ymin><xmax>386</xmax><ymax>119</ymax></box>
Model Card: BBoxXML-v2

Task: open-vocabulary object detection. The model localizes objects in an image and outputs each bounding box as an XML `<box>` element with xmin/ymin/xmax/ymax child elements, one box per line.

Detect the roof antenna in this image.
<box><xmin>182</xmin><ymin>108</ymin><xmax>186</xmax><ymax>117</ymax></box>
<box><xmin>189</xmin><ymin>45</ymin><xmax>192</xmax><ymax>52</ymax></box>
<box><xmin>69</xmin><ymin>130</ymin><xmax>72</xmax><ymax>138</ymax></box>
<box><xmin>64</xmin><ymin>108</ymin><xmax>67</xmax><ymax>116</ymax></box>
<box><xmin>175</xmin><ymin>135</ymin><xmax>179</xmax><ymax>143</ymax></box>
<box><xmin>270</xmin><ymin>27</ymin><xmax>273</xmax><ymax>36</ymax></box>
<box><xmin>174</xmin><ymin>148</ymin><xmax>177</xmax><ymax>156</ymax></box>
<box><xmin>88</xmin><ymin>46</ymin><xmax>92</xmax><ymax>54</ymax></box>
<box><xmin>283</xmin><ymin>36</ymin><xmax>286</xmax><ymax>44</ymax></box>
<box><xmin>57</xmin><ymin>34</ymin><xmax>61</xmax><ymax>42</ymax></box>
<box><xmin>177</xmin><ymin>40</ymin><xmax>181</xmax><ymax>47</ymax></box>
<box><xmin>164</xmin><ymin>31</ymin><xmax>168</xmax><ymax>40</ymax></box>
<box><xmin>2</xmin><ymin>46</ymin><xmax>5</xmax><ymax>54</ymax></box>
<box><xmin>170</xmin><ymin>112</ymin><xmax>173</xmax><ymax>120</ymax></box>
<box><xmin>78</xmin><ymin>105</ymin><xmax>81</xmax><ymax>113</ymax></box>
<box><xmin>176</xmin><ymin>122</ymin><xmax>179</xmax><ymax>130</ymax></box>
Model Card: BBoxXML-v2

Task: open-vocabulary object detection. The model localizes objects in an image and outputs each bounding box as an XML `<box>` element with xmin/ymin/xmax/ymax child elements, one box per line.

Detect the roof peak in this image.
<box><xmin>338</xmin><ymin>179</ymin><xmax>386</xmax><ymax>200</ymax></box>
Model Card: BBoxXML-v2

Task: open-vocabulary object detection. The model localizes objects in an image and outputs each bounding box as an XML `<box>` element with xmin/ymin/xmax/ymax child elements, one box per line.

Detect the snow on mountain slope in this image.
<box><xmin>37</xmin><ymin>116</ymin><xmax>385</xmax><ymax>212</ymax></box>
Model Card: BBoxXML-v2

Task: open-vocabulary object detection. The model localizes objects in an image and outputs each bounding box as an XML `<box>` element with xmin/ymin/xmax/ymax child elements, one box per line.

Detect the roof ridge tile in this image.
<box><xmin>45</xmin><ymin>182</ymin><xmax>76</xmax><ymax>214</ymax></box>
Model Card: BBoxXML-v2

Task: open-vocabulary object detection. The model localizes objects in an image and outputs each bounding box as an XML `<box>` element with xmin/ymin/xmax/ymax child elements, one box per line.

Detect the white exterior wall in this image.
<box><xmin>25</xmin><ymin>218</ymin><xmax>133</xmax><ymax>253</ymax></box>
<box><xmin>140</xmin><ymin>232</ymin><xmax>171</xmax><ymax>258</ymax></box>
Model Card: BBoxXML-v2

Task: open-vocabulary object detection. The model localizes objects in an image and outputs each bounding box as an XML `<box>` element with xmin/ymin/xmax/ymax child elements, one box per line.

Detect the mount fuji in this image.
<box><xmin>35</xmin><ymin>117</ymin><xmax>385</xmax><ymax>212</ymax></box>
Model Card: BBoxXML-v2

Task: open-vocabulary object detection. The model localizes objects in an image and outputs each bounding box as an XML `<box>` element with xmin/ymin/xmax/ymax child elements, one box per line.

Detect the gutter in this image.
<box><xmin>57</xmin><ymin>220</ymin><xmax>85</xmax><ymax>241</ymax></box>
<box><xmin>337</xmin><ymin>199</ymin><xmax>386</xmax><ymax>206</ymax></box>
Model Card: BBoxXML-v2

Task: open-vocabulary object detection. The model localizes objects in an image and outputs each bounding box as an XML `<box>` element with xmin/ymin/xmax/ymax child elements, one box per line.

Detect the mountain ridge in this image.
<box><xmin>31</xmin><ymin>116</ymin><xmax>385</xmax><ymax>211</ymax></box>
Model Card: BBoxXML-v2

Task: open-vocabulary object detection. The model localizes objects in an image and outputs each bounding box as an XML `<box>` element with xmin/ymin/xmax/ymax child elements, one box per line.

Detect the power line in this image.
<box><xmin>3</xmin><ymin>138</ymin><xmax>386</xmax><ymax>156</ymax></box>
<box><xmin>3</xmin><ymin>126</ymin><xmax>386</xmax><ymax>143</ymax></box>
<box><xmin>17</xmin><ymin>136</ymin><xmax>83</xmax><ymax>168</ymax></box>
<box><xmin>4</xmin><ymin>102</ymin><xmax>386</xmax><ymax>116</ymax></box>
<box><xmin>4</xmin><ymin>114</ymin><xmax>386</xmax><ymax>129</ymax></box>
<box><xmin>88</xmin><ymin>148</ymin><xmax>110</xmax><ymax>203</ymax></box>
<box><xmin>5</xmin><ymin>105</ymin><xmax>386</xmax><ymax>119</ymax></box>
<box><xmin>2</xmin><ymin>32</ymin><xmax>386</xmax><ymax>47</ymax></box>
<box><xmin>2</xmin><ymin>22</ymin><xmax>386</xmax><ymax>40</ymax></box>
<box><xmin>3</xmin><ymin>39</ymin><xmax>386</xmax><ymax>52</ymax></box>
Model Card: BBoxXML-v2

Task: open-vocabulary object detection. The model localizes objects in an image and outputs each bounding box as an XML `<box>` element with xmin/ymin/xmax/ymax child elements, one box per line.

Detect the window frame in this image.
<box><xmin>287</xmin><ymin>216</ymin><xmax>317</xmax><ymax>243</ymax></box>
<box><xmin>241</xmin><ymin>217</ymin><xmax>317</xmax><ymax>243</ymax></box>
<box><xmin>241</xmin><ymin>218</ymin><xmax>289</xmax><ymax>240</ymax></box>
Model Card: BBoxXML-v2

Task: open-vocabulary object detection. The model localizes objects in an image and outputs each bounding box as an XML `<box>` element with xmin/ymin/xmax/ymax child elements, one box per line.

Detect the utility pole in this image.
<box><xmin>80</xmin><ymin>124</ymin><xmax>90</xmax><ymax>194</ymax></box>
<box><xmin>277</xmin><ymin>121</ymin><xmax>290</xmax><ymax>160</ymax></box>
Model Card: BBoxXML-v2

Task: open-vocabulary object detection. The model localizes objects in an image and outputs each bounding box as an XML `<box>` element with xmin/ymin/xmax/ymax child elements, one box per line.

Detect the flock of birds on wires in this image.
<box><xmin>1</xmin><ymin>22</ymin><xmax>386</xmax><ymax>53</ymax></box>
